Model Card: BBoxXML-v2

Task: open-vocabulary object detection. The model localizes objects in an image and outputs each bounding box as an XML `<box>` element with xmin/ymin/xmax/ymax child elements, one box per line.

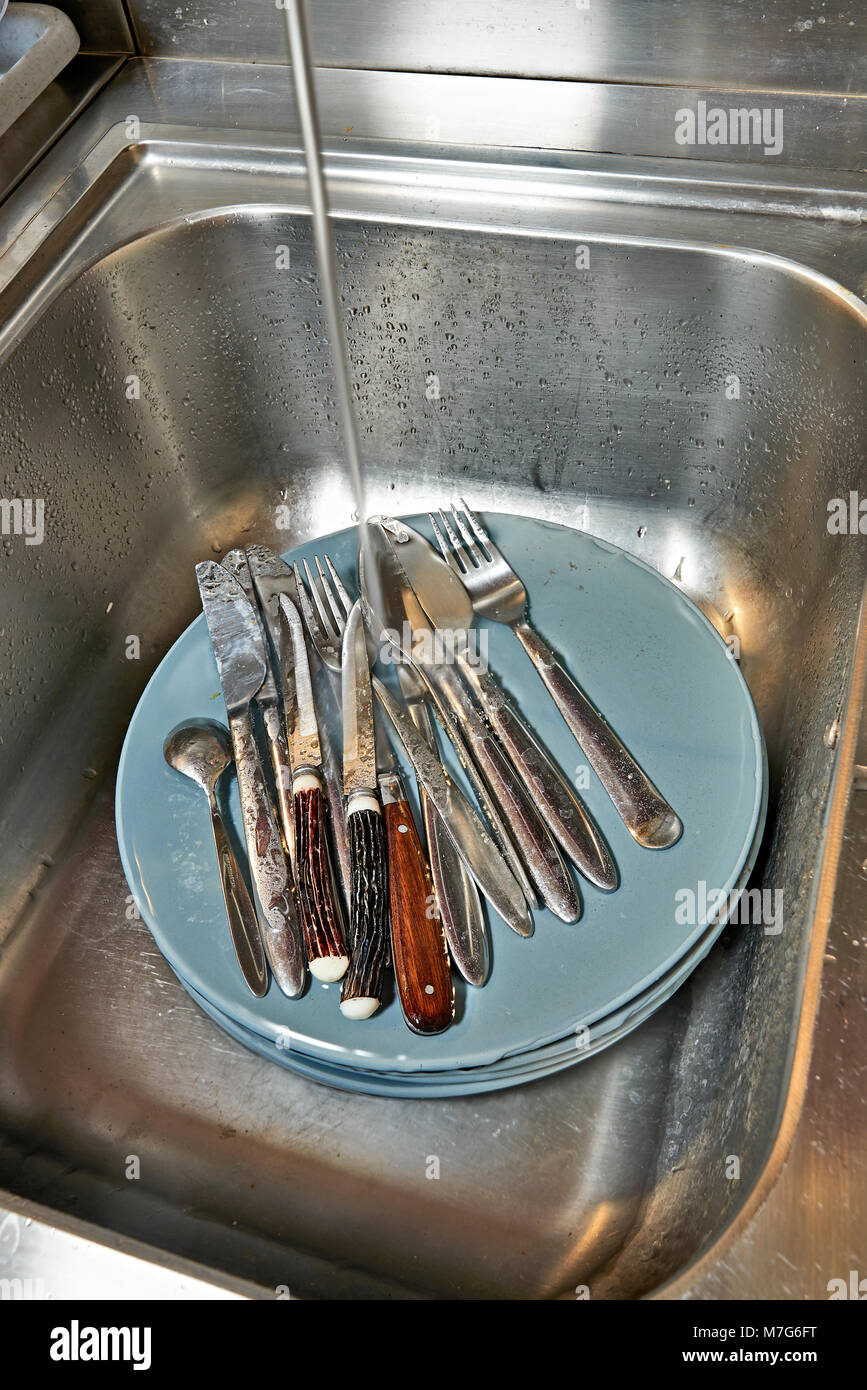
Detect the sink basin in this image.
<box><xmin>0</xmin><ymin>77</ymin><xmax>864</xmax><ymax>1299</ymax></box>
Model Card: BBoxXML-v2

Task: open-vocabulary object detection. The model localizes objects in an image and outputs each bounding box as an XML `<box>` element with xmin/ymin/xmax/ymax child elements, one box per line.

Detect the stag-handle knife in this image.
<box><xmin>278</xmin><ymin>593</ymin><xmax>349</xmax><ymax>982</ymax></box>
<box><xmin>339</xmin><ymin>600</ymin><xmax>389</xmax><ymax>1019</ymax></box>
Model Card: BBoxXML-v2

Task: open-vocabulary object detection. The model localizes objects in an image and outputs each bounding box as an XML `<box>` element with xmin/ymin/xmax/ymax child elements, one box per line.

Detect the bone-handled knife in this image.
<box><xmin>221</xmin><ymin>549</ymin><xmax>295</xmax><ymax>867</ymax></box>
<box><xmin>247</xmin><ymin>543</ymin><xmax>352</xmax><ymax>912</ymax></box>
<box><xmin>372</xmin><ymin>687</ymin><xmax>454</xmax><ymax>1035</ymax></box>
<box><xmin>196</xmin><ymin>562</ymin><xmax>306</xmax><ymax>998</ymax></box>
<box><xmin>277</xmin><ymin>593</ymin><xmax>349</xmax><ymax>982</ymax></box>
<box><xmin>395</xmin><ymin>659</ymin><xmax>489</xmax><ymax>987</ymax></box>
<box><xmin>339</xmin><ymin>601</ymin><xmax>389</xmax><ymax>1020</ymax></box>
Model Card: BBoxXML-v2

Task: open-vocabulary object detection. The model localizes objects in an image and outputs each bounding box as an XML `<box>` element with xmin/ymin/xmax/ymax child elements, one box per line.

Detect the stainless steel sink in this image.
<box><xmin>0</xmin><ymin>61</ymin><xmax>864</xmax><ymax>1300</ymax></box>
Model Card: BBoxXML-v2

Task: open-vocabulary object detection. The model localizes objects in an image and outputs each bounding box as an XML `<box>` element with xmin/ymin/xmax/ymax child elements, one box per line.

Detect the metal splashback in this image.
<box><xmin>121</xmin><ymin>0</ymin><xmax>864</xmax><ymax>95</ymax></box>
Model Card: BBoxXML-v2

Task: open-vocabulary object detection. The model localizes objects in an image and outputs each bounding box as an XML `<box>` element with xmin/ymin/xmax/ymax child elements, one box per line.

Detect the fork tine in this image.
<box><xmin>450</xmin><ymin>506</ymin><xmax>485</xmax><ymax>568</ymax></box>
<box><xmin>303</xmin><ymin>557</ymin><xmax>340</xmax><ymax>642</ymax></box>
<box><xmin>323</xmin><ymin>554</ymin><xmax>353</xmax><ymax>621</ymax></box>
<box><xmin>428</xmin><ymin>512</ymin><xmax>464</xmax><ymax>576</ymax></box>
<box><xmin>292</xmin><ymin>561</ymin><xmax>320</xmax><ymax>639</ymax></box>
<box><xmin>314</xmin><ymin>554</ymin><xmax>346</xmax><ymax>636</ymax></box>
<box><xmin>457</xmin><ymin>498</ymin><xmax>497</xmax><ymax>559</ymax></box>
<box><xmin>437</xmin><ymin>507</ymin><xmax>476</xmax><ymax>571</ymax></box>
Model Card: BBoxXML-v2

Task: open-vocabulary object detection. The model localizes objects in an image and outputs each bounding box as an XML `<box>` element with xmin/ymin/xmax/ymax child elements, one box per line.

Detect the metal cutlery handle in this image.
<box><xmin>427</xmin><ymin>662</ymin><xmax>580</xmax><ymax>924</ymax></box>
<box><xmin>228</xmin><ymin>706</ymin><xmax>306</xmax><ymax>997</ymax></box>
<box><xmin>514</xmin><ymin>620</ymin><xmax>683</xmax><ymax>850</ymax></box>
<box><xmin>406</xmin><ymin>696</ymin><xmax>488</xmax><ymax>986</ymax></box>
<box><xmin>262</xmin><ymin>704</ymin><xmax>296</xmax><ymax>867</ymax></box>
<box><xmin>207</xmin><ymin>794</ymin><xmax>269</xmax><ymax>997</ymax></box>
<box><xmin>340</xmin><ymin>801</ymin><xmax>390</xmax><ymax>1018</ymax></box>
<box><xmin>373</xmin><ymin>677</ymin><xmax>530</xmax><ymax>939</ymax></box>
<box><xmin>379</xmin><ymin>770</ymin><xmax>454</xmax><ymax>1033</ymax></box>
<box><xmin>457</xmin><ymin>656</ymin><xmax>618</xmax><ymax>892</ymax></box>
<box><xmin>292</xmin><ymin>772</ymin><xmax>350</xmax><ymax>980</ymax></box>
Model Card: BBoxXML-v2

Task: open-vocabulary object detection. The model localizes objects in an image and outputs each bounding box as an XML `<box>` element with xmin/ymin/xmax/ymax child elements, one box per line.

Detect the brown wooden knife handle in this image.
<box><xmin>293</xmin><ymin>777</ymin><xmax>349</xmax><ymax>981</ymax></box>
<box><xmin>383</xmin><ymin>793</ymin><xmax>454</xmax><ymax>1035</ymax></box>
<box><xmin>340</xmin><ymin>805</ymin><xmax>389</xmax><ymax>1018</ymax></box>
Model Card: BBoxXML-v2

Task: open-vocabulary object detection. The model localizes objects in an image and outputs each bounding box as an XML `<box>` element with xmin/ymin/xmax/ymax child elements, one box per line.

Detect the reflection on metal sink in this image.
<box><xmin>0</xmin><ymin>80</ymin><xmax>864</xmax><ymax>1299</ymax></box>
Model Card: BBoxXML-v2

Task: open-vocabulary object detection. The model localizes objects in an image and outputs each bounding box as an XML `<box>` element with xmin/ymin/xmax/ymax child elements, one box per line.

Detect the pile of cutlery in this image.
<box><xmin>172</xmin><ymin>503</ymin><xmax>681</xmax><ymax>1036</ymax></box>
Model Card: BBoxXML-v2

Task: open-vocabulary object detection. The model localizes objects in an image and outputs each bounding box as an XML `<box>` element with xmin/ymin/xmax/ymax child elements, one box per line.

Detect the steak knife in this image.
<box><xmin>196</xmin><ymin>561</ymin><xmax>305</xmax><ymax>998</ymax></box>
<box><xmin>339</xmin><ymin>600</ymin><xmax>390</xmax><ymax>1020</ymax></box>
<box><xmin>278</xmin><ymin>593</ymin><xmax>349</xmax><ymax>982</ymax></box>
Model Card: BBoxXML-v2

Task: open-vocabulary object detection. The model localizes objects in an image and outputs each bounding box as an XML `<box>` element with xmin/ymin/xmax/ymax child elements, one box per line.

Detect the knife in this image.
<box><xmin>372</xmin><ymin>675</ymin><xmax>531</xmax><ymax>941</ymax></box>
<box><xmin>377</xmin><ymin>518</ymin><xmax>618</xmax><ymax>893</ymax></box>
<box><xmin>278</xmin><ymin>593</ymin><xmax>350</xmax><ymax>982</ymax></box>
<box><xmin>360</xmin><ymin>546</ymin><xmax>534</xmax><ymax>936</ymax></box>
<box><xmin>221</xmin><ymin>549</ymin><xmax>295</xmax><ymax>868</ymax></box>
<box><xmin>394</xmin><ymin>659</ymin><xmax>489</xmax><ymax>986</ymax></box>
<box><xmin>339</xmin><ymin>600</ymin><xmax>390</xmax><ymax>1019</ymax></box>
<box><xmin>363</xmin><ymin>522</ymin><xmax>581</xmax><ymax>924</ymax></box>
<box><xmin>246</xmin><ymin>543</ymin><xmax>352</xmax><ymax>911</ymax></box>
<box><xmin>195</xmin><ymin>561</ymin><xmax>306</xmax><ymax>998</ymax></box>
<box><xmin>372</xmin><ymin>679</ymin><xmax>454</xmax><ymax>1034</ymax></box>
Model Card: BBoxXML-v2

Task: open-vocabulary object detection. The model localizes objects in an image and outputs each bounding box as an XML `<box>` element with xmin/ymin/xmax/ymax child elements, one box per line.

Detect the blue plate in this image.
<box><xmin>171</xmin><ymin>760</ymin><xmax>766</xmax><ymax>1092</ymax></box>
<box><xmin>116</xmin><ymin>515</ymin><xmax>765</xmax><ymax>1074</ymax></box>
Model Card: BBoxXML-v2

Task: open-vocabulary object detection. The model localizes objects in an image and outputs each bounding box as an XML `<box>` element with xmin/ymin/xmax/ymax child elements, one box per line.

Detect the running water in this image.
<box><xmin>282</xmin><ymin>1</ymin><xmax>368</xmax><ymax>527</ymax></box>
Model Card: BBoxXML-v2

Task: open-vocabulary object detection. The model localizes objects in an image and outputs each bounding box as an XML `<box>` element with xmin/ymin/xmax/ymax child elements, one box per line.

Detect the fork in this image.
<box><xmin>293</xmin><ymin>554</ymin><xmax>494</xmax><ymax>986</ymax></box>
<box><xmin>431</xmin><ymin>502</ymin><xmax>683</xmax><ymax>851</ymax></box>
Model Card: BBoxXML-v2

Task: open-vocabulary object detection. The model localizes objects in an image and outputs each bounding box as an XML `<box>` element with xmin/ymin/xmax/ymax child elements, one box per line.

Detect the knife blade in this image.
<box><xmin>278</xmin><ymin>593</ymin><xmax>349</xmax><ymax>982</ymax></box>
<box><xmin>363</xmin><ymin>521</ymin><xmax>580</xmax><ymax>924</ymax></box>
<box><xmin>221</xmin><ymin>549</ymin><xmax>295</xmax><ymax>868</ymax></box>
<box><xmin>196</xmin><ymin>561</ymin><xmax>305</xmax><ymax>998</ymax></box>
<box><xmin>376</xmin><ymin>517</ymin><xmax>617</xmax><ymax>892</ymax></box>
<box><xmin>247</xmin><ymin>543</ymin><xmax>352</xmax><ymax>910</ymax></box>
<box><xmin>339</xmin><ymin>600</ymin><xmax>389</xmax><ymax>1019</ymax></box>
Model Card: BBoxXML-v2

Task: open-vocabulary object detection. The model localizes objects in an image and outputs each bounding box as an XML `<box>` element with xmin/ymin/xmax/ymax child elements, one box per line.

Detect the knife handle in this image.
<box><xmin>292</xmin><ymin>772</ymin><xmax>350</xmax><ymax>982</ymax></box>
<box><xmin>428</xmin><ymin>663</ymin><xmax>580</xmax><ymax>924</ymax></box>
<box><xmin>405</xmin><ymin>697</ymin><xmax>488</xmax><ymax>985</ymax></box>
<box><xmin>380</xmin><ymin>773</ymin><xmax>454</xmax><ymax>1033</ymax></box>
<box><xmin>262</xmin><ymin>704</ymin><xmax>296</xmax><ymax>868</ymax></box>
<box><xmin>208</xmin><ymin>794</ymin><xmax>269</xmax><ymax>997</ymax></box>
<box><xmin>340</xmin><ymin>799</ymin><xmax>389</xmax><ymax>1019</ymax></box>
<box><xmin>228</xmin><ymin>706</ymin><xmax>306</xmax><ymax>997</ymax></box>
<box><xmin>458</xmin><ymin>656</ymin><xmax>618</xmax><ymax>892</ymax></box>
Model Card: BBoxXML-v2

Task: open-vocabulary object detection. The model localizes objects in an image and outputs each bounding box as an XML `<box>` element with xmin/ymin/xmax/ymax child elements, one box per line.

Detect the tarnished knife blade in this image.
<box><xmin>279</xmin><ymin>594</ymin><xmax>322</xmax><ymax>770</ymax></box>
<box><xmin>341</xmin><ymin>601</ymin><xmax>377</xmax><ymax>797</ymax></box>
<box><xmin>246</xmin><ymin>544</ymin><xmax>299</xmax><ymax>670</ymax></box>
<box><xmin>195</xmin><ymin>562</ymin><xmax>267</xmax><ymax>714</ymax></box>
<box><xmin>221</xmin><ymin>550</ymin><xmax>279</xmax><ymax>705</ymax></box>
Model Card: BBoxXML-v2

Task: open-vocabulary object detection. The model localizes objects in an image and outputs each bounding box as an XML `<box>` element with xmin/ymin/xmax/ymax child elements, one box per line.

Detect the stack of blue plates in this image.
<box><xmin>116</xmin><ymin>515</ymin><xmax>766</xmax><ymax>1098</ymax></box>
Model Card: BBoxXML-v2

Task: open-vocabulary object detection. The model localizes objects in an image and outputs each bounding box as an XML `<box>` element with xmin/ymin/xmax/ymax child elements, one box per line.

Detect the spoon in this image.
<box><xmin>164</xmin><ymin>720</ymin><xmax>269</xmax><ymax>997</ymax></box>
